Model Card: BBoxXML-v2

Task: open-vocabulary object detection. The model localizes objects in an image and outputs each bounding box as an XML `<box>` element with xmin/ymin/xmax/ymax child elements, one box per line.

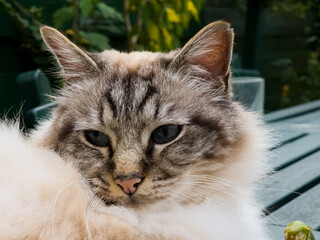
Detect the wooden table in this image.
<box><xmin>262</xmin><ymin>100</ymin><xmax>320</xmax><ymax>239</ymax></box>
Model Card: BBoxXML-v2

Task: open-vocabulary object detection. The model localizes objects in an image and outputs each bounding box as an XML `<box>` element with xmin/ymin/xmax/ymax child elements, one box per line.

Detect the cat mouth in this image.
<box><xmin>100</xmin><ymin>193</ymin><xmax>146</xmax><ymax>208</ymax></box>
<box><xmin>101</xmin><ymin>197</ymin><xmax>139</xmax><ymax>207</ymax></box>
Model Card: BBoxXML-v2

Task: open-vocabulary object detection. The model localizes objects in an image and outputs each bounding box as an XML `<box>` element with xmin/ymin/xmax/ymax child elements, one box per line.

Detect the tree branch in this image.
<box><xmin>11</xmin><ymin>0</ymin><xmax>42</xmax><ymax>26</ymax></box>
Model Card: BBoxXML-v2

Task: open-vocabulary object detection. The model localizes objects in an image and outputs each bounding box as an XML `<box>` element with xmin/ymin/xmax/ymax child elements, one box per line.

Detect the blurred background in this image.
<box><xmin>0</xmin><ymin>0</ymin><xmax>319</xmax><ymax>123</ymax></box>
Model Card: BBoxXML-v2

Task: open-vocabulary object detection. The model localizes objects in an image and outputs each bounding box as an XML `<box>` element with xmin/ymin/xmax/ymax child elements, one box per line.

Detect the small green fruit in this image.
<box><xmin>284</xmin><ymin>221</ymin><xmax>315</xmax><ymax>240</ymax></box>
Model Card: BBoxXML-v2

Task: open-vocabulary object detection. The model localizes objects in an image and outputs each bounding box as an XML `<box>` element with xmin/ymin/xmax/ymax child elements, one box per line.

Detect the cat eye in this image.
<box><xmin>151</xmin><ymin>125</ymin><xmax>182</xmax><ymax>144</ymax></box>
<box><xmin>84</xmin><ymin>130</ymin><xmax>110</xmax><ymax>147</ymax></box>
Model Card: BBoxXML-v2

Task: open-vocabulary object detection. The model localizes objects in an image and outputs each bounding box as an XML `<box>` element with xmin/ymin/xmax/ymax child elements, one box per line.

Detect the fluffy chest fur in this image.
<box><xmin>0</xmin><ymin>118</ymin><xmax>269</xmax><ymax>240</ymax></box>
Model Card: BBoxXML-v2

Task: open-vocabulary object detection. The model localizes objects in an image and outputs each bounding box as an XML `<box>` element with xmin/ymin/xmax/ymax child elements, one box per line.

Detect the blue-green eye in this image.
<box><xmin>84</xmin><ymin>130</ymin><xmax>110</xmax><ymax>147</ymax></box>
<box><xmin>151</xmin><ymin>125</ymin><xmax>182</xmax><ymax>144</ymax></box>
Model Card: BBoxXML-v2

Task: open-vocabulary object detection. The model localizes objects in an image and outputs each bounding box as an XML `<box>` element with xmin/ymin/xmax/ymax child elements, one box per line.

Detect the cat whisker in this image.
<box><xmin>182</xmin><ymin>179</ymin><xmax>239</xmax><ymax>191</ymax></box>
<box><xmin>168</xmin><ymin>183</ymin><xmax>246</xmax><ymax>212</ymax></box>
<box><xmin>40</xmin><ymin>176</ymin><xmax>87</xmax><ymax>239</ymax></box>
<box><xmin>166</xmin><ymin>191</ymin><xmax>197</xmax><ymax>205</ymax></box>
<box><xmin>187</xmin><ymin>174</ymin><xmax>240</xmax><ymax>186</ymax></box>
<box><xmin>85</xmin><ymin>189</ymin><xmax>103</xmax><ymax>240</ymax></box>
<box><xmin>51</xmin><ymin>180</ymin><xmax>84</xmax><ymax>238</ymax></box>
<box><xmin>266</xmin><ymin>224</ymin><xmax>286</xmax><ymax>240</ymax></box>
<box><xmin>186</xmin><ymin>178</ymin><xmax>240</xmax><ymax>190</ymax></box>
<box><xmin>173</xmin><ymin>181</ymin><xmax>241</xmax><ymax>200</ymax></box>
<box><xmin>262</xmin><ymin>209</ymin><xmax>285</xmax><ymax>227</ymax></box>
<box><xmin>166</xmin><ymin>190</ymin><xmax>234</xmax><ymax>210</ymax></box>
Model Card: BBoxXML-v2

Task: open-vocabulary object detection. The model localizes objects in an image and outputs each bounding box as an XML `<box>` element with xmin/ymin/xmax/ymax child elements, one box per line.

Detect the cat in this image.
<box><xmin>0</xmin><ymin>21</ymin><xmax>271</xmax><ymax>239</ymax></box>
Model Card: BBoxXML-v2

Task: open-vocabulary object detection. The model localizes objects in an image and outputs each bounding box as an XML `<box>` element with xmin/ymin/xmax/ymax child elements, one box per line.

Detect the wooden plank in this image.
<box><xmin>267</xmin><ymin>185</ymin><xmax>320</xmax><ymax>229</ymax></box>
<box><xmin>270</xmin><ymin>108</ymin><xmax>320</xmax><ymax>127</ymax></box>
<box><xmin>274</xmin><ymin>123</ymin><xmax>320</xmax><ymax>134</ymax></box>
<box><xmin>267</xmin><ymin>224</ymin><xmax>320</xmax><ymax>240</ymax></box>
<box><xmin>266</xmin><ymin>224</ymin><xmax>286</xmax><ymax>240</ymax></box>
<box><xmin>264</xmin><ymin>99</ymin><xmax>320</xmax><ymax>122</ymax></box>
<box><xmin>269</xmin><ymin>134</ymin><xmax>320</xmax><ymax>170</ymax></box>
<box><xmin>271</xmin><ymin>130</ymin><xmax>306</xmax><ymax>149</ymax></box>
<box><xmin>258</xmin><ymin>150</ymin><xmax>320</xmax><ymax>210</ymax></box>
<box><xmin>281</xmin><ymin>118</ymin><xmax>320</xmax><ymax>134</ymax></box>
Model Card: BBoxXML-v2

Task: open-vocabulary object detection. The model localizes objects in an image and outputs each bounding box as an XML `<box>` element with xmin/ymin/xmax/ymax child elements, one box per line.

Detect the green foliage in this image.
<box><xmin>0</xmin><ymin>0</ymin><xmax>45</xmax><ymax>67</ymax></box>
<box><xmin>208</xmin><ymin>0</ymin><xmax>246</xmax><ymax>12</ymax></box>
<box><xmin>273</xmin><ymin>53</ymin><xmax>320</xmax><ymax>107</ymax></box>
<box><xmin>79</xmin><ymin>31</ymin><xmax>110</xmax><ymax>50</ymax></box>
<box><xmin>268</xmin><ymin>0</ymin><xmax>313</xmax><ymax>19</ymax></box>
<box><xmin>53</xmin><ymin>7</ymin><xmax>73</xmax><ymax>29</ymax></box>
<box><xmin>0</xmin><ymin>0</ymin><xmax>123</xmax><ymax>55</ymax></box>
<box><xmin>124</xmin><ymin>0</ymin><xmax>204</xmax><ymax>51</ymax></box>
<box><xmin>268</xmin><ymin>0</ymin><xmax>320</xmax><ymax>107</ymax></box>
<box><xmin>97</xmin><ymin>2</ymin><xmax>122</xmax><ymax>19</ymax></box>
<box><xmin>51</xmin><ymin>0</ymin><xmax>124</xmax><ymax>51</ymax></box>
<box><xmin>0</xmin><ymin>0</ymin><xmax>204</xmax><ymax>71</ymax></box>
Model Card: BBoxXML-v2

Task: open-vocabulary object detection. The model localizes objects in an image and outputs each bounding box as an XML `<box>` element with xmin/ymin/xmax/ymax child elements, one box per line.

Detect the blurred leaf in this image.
<box><xmin>148</xmin><ymin>23</ymin><xmax>159</xmax><ymax>40</ymax></box>
<box><xmin>151</xmin><ymin>41</ymin><xmax>160</xmax><ymax>51</ymax></box>
<box><xmin>53</xmin><ymin>7</ymin><xmax>73</xmax><ymax>29</ymax></box>
<box><xmin>161</xmin><ymin>26</ymin><xmax>172</xmax><ymax>48</ymax></box>
<box><xmin>103</xmin><ymin>24</ymin><xmax>125</xmax><ymax>35</ymax></box>
<box><xmin>176</xmin><ymin>0</ymin><xmax>182</xmax><ymax>10</ymax></box>
<box><xmin>80</xmin><ymin>31</ymin><xmax>110</xmax><ymax>50</ymax></box>
<box><xmin>79</xmin><ymin>0</ymin><xmax>93</xmax><ymax>17</ymax></box>
<box><xmin>29</xmin><ymin>6</ymin><xmax>43</xmax><ymax>19</ymax></box>
<box><xmin>187</xmin><ymin>0</ymin><xmax>199</xmax><ymax>22</ymax></box>
<box><xmin>97</xmin><ymin>2</ymin><xmax>123</xmax><ymax>20</ymax></box>
<box><xmin>130</xmin><ymin>4</ymin><xmax>137</xmax><ymax>11</ymax></box>
<box><xmin>166</xmin><ymin>8</ymin><xmax>180</xmax><ymax>22</ymax></box>
<box><xmin>0</xmin><ymin>0</ymin><xmax>13</xmax><ymax>9</ymax></box>
<box><xmin>126</xmin><ymin>0</ymin><xmax>204</xmax><ymax>51</ymax></box>
<box><xmin>306</xmin><ymin>35</ymin><xmax>317</xmax><ymax>44</ymax></box>
<box><xmin>65</xmin><ymin>29</ymin><xmax>75</xmax><ymax>36</ymax></box>
<box><xmin>14</xmin><ymin>13</ymin><xmax>29</xmax><ymax>27</ymax></box>
<box><xmin>29</xmin><ymin>24</ymin><xmax>42</xmax><ymax>41</ymax></box>
<box><xmin>272</xmin><ymin>58</ymin><xmax>293</xmax><ymax>67</ymax></box>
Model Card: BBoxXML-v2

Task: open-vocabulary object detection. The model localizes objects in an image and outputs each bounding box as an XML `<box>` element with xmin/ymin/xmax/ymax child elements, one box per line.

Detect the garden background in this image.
<box><xmin>0</xmin><ymin>0</ymin><xmax>318</xmax><ymax>117</ymax></box>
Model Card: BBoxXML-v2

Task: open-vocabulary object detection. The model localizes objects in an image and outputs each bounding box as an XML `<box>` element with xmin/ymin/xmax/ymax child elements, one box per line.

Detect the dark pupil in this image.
<box><xmin>84</xmin><ymin>130</ymin><xmax>110</xmax><ymax>147</ymax></box>
<box><xmin>151</xmin><ymin>125</ymin><xmax>182</xmax><ymax>144</ymax></box>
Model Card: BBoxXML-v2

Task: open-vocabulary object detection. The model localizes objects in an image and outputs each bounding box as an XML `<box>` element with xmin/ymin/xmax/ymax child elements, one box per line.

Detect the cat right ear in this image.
<box><xmin>40</xmin><ymin>26</ymin><xmax>99</xmax><ymax>81</ymax></box>
<box><xmin>169</xmin><ymin>21</ymin><xmax>234</xmax><ymax>98</ymax></box>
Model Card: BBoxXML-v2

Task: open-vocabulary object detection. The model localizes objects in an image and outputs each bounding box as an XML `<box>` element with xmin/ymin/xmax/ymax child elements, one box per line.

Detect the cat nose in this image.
<box><xmin>114</xmin><ymin>175</ymin><xmax>142</xmax><ymax>195</ymax></box>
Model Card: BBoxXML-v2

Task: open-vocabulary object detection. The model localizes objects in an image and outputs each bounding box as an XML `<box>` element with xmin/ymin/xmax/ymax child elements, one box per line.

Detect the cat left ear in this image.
<box><xmin>170</xmin><ymin>21</ymin><xmax>234</xmax><ymax>97</ymax></box>
<box><xmin>40</xmin><ymin>26</ymin><xmax>99</xmax><ymax>81</ymax></box>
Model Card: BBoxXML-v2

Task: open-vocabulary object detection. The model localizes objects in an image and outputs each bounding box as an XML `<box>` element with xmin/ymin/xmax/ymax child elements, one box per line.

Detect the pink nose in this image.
<box><xmin>115</xmin><ymin>178</ymin><xmax>142</xmax><ymax>195</ymax></box>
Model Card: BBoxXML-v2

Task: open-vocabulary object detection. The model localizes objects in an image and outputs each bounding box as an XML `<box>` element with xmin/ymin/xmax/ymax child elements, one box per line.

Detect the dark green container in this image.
<box><xmin>0</xmin><ymin>72</ymin><xmax>20</xmax><ymax>118</ymax></box>
<box><xmin>16</xmin><ymin>69</ymin><xmax>55</xmax><ymax>128</ymax></box>
<box><xmin>16</xmin><ymin>70</ymin><xmax>51</xmax><ymax>110</ymax></box>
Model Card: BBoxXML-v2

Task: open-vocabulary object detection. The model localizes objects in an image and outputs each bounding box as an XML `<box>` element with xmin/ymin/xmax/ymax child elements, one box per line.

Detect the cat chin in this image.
<box><xmin>102</xmin><ymin>193</ymin><xmax>169</xmax><ymax>209</ymax></box>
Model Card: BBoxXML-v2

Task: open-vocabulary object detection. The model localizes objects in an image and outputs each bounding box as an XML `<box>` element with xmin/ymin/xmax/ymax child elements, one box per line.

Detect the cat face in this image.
<box><xmin>40</xmin><ymin>22</ymin><xmax>247</xmax><ymax>207</ymax></box>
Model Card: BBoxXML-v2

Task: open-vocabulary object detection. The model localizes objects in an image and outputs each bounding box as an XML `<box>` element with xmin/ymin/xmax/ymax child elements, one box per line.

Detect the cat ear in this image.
<box><xmin>40</xmin><ymin>26</ymin><xmax>99</xmax><ymax>81</ymax></box>
<box><xmin>170</xmin><ymin>21</ymin><xmax>234</xmax><ymax>97</ymax></box>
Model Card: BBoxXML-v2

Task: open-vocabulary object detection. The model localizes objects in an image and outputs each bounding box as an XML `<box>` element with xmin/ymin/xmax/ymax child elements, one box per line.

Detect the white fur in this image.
<box><xmin>100</xmin><ymin>50</ymin><xmax>159</xmax><ymax>71</ymax></box>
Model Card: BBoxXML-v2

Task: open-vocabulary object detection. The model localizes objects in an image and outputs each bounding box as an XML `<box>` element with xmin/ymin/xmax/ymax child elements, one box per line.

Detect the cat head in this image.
<box><xmin>39</xmin><ymin>22</ymin><xmax>254</xmax><ymax>208</ymax></box>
